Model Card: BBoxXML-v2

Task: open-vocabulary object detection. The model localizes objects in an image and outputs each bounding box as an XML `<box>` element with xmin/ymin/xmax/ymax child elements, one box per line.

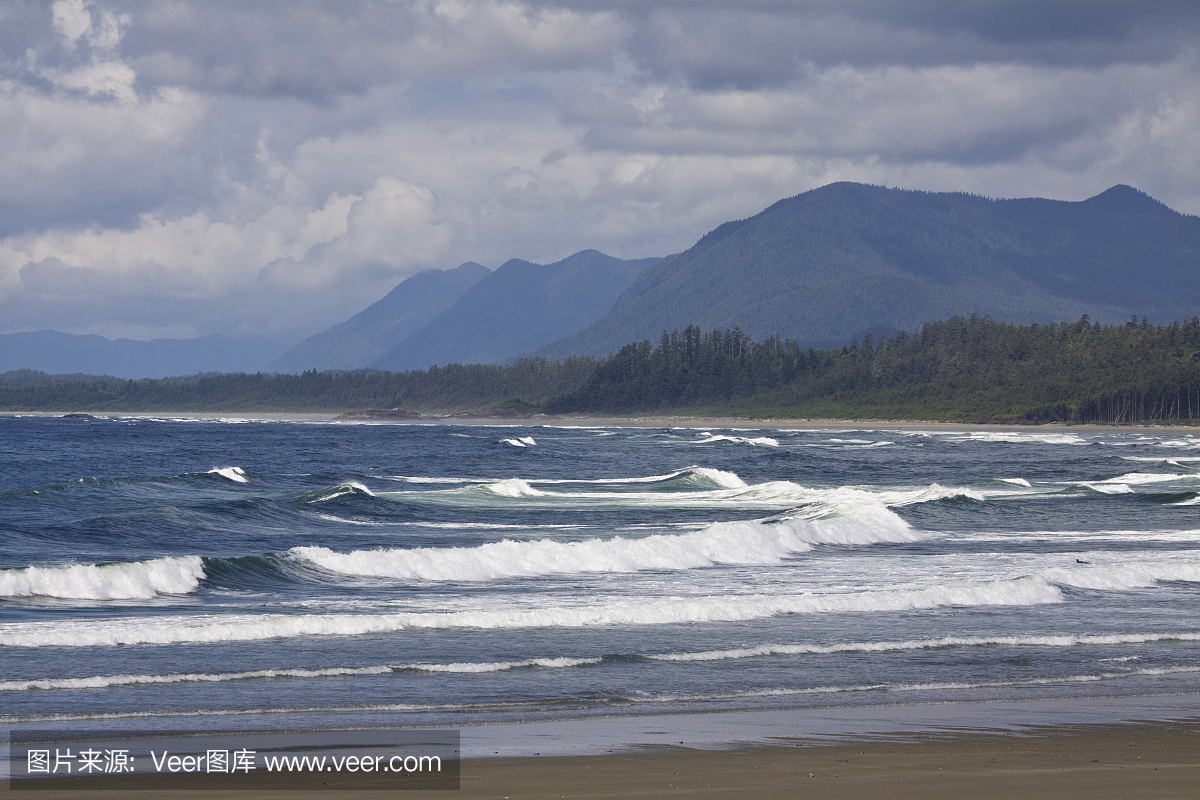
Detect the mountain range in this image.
<box><xmin>270</xmin><ymin>261</ymin><xmax>491</xmax><ymax>372</ymax></box>
<box><xmin>368</xmin><ymin>250</ymin><xmax>658</xmax><ymax>372</ymax></box>
<box><xmin>6</xmin><ymin>182</ymin><xmax>1197</xmax><ymax>378</ymax></box>
<box><xmin>539</xmin><ymin>182</ymin><xmax>1199</xmax><ymax>357</ymax></box>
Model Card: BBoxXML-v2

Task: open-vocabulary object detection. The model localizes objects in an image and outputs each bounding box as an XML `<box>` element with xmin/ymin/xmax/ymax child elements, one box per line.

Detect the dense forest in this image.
<box><xmin>5</xmin><ymin>315</ymin><xmax>1200</xmax><ymax>424</ymax></box>
<box><xmin>0</xmin><ymin>357</ymin><xmax>597</xmax><ymax>413</ymax></box>
<box><xmin>547</xmin><ymin>316</ymin><xmax>1200</xmax><ymax>423</ymax></box>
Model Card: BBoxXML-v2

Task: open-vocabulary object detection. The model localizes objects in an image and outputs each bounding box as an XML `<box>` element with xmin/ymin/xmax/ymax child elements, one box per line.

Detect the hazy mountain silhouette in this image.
<box><xmin>371</xmin><ymin>250</ymin><xmax>658</xmax><ymax>372</ymax></box>
<box><xmin>537</xmin><ymin>183</ymin><xmax>1199</xmax><ymax>358</ymax></box>
<box><xmin>271</xmin><ymin>261</ymin><xmax>491</xmax><ymax>372</ymax></box>
<box><xmin>0</xmin><ymin>331</ymin><xmax>288</xmax><ymax>379</ymax></box>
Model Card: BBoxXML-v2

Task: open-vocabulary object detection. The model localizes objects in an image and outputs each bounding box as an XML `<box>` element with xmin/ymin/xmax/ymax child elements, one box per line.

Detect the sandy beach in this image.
<box><xmin>5</xmin><ymin>722</ymin><xmax>1197</xmax><ymax>799</ymax></box>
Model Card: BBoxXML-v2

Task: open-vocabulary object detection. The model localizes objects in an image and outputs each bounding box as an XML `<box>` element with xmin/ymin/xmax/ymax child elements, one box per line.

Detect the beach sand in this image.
<box><xmin>6</xmin><ymin>722</ymin><xmax>1197</xmax><ymax>799</ymax></box>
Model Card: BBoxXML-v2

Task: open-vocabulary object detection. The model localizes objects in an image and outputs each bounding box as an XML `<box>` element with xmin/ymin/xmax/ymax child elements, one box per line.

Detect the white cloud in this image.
<box><xmin>1</xmin><ymin>1</ymin><xmax>1198</xmax><ymax>343</ymax></box>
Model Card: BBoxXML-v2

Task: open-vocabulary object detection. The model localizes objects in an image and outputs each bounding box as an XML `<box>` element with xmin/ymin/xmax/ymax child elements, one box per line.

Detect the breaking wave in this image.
<box><xmin>501</xmin><ymin>437</ymin><xmax>536</xmax><ymax>447</ymax></box>
<box><xmin>303</xmin><ymin>482</ymin><xmax>376</xmax><ymax>502</ymax></box>
<box><xmin>207</xmin><ymin>467</ymin><xmax>248</xmax><ymax>483</ymax></box>
<box><xmin>0</xmin><ymin>556</ymin><xmax>204</xmax><ymax>600</ymax></box>
<box><xmin>0</xmin><ymin>657</ymin><xmax>599</xmax><ymax>692</ymax></box>
<box><xmin>694</xmin><ymin>432</ymin><xmax>780</xmax><ymax>447</ymax></box>
<box><xmin>648</xmin><ymin>631</ymin><xmax>1200</xmax><ymax>662</ymax></box>
<box><xmin>0</xmin><ymin>577</ymin><xmax>1062</xmax><ymax>647</ymax></box>
<box><xmin>288</xmin><ymin>504</ymin><xmax>920</xmax><ymax>582</ymax></box>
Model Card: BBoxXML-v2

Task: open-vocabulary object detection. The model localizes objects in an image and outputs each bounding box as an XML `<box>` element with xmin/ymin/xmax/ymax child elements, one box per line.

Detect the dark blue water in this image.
<box><xmin>2</xmin><ymin>416</ymin><xmax>1199</xmax><ymax>734</ymax></box>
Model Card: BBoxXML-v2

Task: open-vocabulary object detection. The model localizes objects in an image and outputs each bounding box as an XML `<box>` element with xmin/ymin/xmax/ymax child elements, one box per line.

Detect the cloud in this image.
<box><xmin>0</xmin><ymin>1</ymin><xmax>1198</xmax><ymax>342</ymax></box>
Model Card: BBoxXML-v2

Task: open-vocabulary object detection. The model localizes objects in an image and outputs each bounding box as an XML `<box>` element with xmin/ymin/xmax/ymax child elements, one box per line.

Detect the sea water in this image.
<box><xmin>2</xmin><ymin>416</ymin><xmax>1199</xmax><ymax>736</ymax></box>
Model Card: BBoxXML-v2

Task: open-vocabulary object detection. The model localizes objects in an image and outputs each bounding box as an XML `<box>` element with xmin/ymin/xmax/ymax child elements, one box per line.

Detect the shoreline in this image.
<box><xmin>4</xmin><ymin>409</ymin><xmax>1199</xmax><ymax>433</ymax></box>
<box><xmin>5</xmin><ymin>718</ymin><xmax>1196</xmax><ymax>799</ymax></box>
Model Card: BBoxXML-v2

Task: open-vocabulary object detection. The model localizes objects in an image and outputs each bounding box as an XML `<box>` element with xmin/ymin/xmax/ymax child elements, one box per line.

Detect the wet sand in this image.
<box><xmin>5</xmin><ymin>722</ymin><xmax>1196</xmax><ymax>799</ymax></box>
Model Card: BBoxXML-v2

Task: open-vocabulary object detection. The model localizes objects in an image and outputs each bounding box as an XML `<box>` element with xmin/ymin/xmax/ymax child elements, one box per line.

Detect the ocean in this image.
<box><xmin>3</xmin><ymin>415</ymin><xmax>1200</xmax><ymax>742</ymax></box>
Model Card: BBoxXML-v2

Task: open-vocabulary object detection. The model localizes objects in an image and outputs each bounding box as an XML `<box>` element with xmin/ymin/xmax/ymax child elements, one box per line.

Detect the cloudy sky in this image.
<box><xmin>2</xmin><ymin>0</ymin><xmax>1198</xmax><ymax>343</ymax></box>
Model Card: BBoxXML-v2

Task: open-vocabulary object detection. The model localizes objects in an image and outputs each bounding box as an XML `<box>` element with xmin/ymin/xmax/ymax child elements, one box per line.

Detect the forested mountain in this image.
<box><xmin>270</xmin><ymin>261</ymin><xmax>490</xmax><ymax>372</ymax></box>
<box><xmin>538</xmin><ymin>183</ymin><xmax>1200</xmax><ymax>357</ymax></box>
<box><xmin>371</xmin><ymin>250</ymin><xmax>658</xmax><ymax>372</ymax></box>
<box><xmin>0</xmin><ymin>330</ymin><xmax>288</xmax><ymax>379</ymax></box>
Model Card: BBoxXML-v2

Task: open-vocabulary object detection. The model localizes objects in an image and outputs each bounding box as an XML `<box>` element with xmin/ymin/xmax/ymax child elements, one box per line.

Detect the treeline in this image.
<box><xmin>547</xmin><ymin>316</ymin><xmax>1200</xmax><ymax>424</ymax></box>
<box><xmin>5</xmin><ymin>316</ymin><xmax>1200</xmax><ymax>423</ymax></box>
<box><xmin>0</xmin><ymin>357</ymin><xmax>596</xmax><ymax>412</ymax></box>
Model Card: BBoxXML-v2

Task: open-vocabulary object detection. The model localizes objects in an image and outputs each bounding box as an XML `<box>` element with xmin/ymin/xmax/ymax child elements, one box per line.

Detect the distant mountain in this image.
<box><xmin>371</xmin><ymin>250</ymin><xmax>658</xmax><ymax>372</ymax></box>
<box><xmin>0</xmin><ymin>330</ymin><xmax>288</xmax><ymax>379</ymax></box>
<box><xmin>270</xmin><ymin>261</ymin><xmax>491</xmax><ymax>372</ymax></box>
<box><xmin>538</xmin><ymin>183</ymin><xmax>1200</xmax><ymax>358</ymax></box>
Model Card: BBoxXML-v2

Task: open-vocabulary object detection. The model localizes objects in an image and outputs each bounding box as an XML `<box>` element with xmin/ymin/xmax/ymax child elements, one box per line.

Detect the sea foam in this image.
<box><xmin>288</xmin><ymin>505</ymin><xmax>920</xmax><ymax>582</ymax></box>
<box><xmin>648</xmin><ymin>631</ymin><xmax>1200</xmax><ymax>662</ymax></box>
<box><xmin>0</xmin><ymin>657</ymin><xmax>599</xmax><ymax>692</ymax></box>
<box><xmin>0</xmin><ymin>556</ymin><xmax>204</xmax><ymax>600</ymax></box>
<box><xmin>0</xmin><ymin>577</ymin><xmax>1063</xmax><ymax>647</ymax></box>
<box><xmin>207</xmin><ymin>466</ymin><xmax>248</xmax><ymax>483</ymax></box>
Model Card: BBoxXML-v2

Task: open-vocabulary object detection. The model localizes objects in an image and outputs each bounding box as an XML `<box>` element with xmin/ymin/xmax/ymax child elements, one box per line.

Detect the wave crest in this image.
<box><xmin>0</xmin><ymin>556</ymin><xmax>205</xmax><ymax>600</ymax></box>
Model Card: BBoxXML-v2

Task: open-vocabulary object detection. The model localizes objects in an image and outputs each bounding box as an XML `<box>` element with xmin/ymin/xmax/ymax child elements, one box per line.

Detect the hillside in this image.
<box><xmin>270</xmin><ymin>261</ymin><xmax>490</xmax><ymax>372</ymax></box>
<box><xmin>371</xmin><ymin>250</ymin><xmax>658</xmax><ymax>372</ymax></box>
<box><xmin>0</xmin><ymin>330</ymin><xmax>288</xmax><ymax>379</ymax></box>
<box><xmin>538</xmin><ymin>183</ymin><xmax>1200</xmax><ymax>357</ymax></box>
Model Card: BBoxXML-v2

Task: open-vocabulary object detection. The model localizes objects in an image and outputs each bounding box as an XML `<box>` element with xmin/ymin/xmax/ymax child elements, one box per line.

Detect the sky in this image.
<box><xmin>2</xmin><ymin>0</ymin><xmax>1198</xmax><ymax>344</ymax></box>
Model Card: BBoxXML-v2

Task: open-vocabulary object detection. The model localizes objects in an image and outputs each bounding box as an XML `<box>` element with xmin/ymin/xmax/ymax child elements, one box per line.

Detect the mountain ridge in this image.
<box><xmin>535</xmin><ymin>182</ymin><xmax>1199</xmax><ymax>358</ymax></box>
<box><xmin>270</xmin><ymin>261</ymin><xmax>491</xmax><ymax>372</ymax></box>
<box><xmin>370</xmin><ymin>250</ymin><xmax>658</xmax><ymax>372</ymax></box>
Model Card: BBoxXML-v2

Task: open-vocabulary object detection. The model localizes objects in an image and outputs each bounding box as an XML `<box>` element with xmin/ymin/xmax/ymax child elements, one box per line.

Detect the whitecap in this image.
<box><xmin>0</xmin><ymin>657</ymin><xmax>599</xmax><ymax>691</ymax></box>
<box><xmin>307</xmin><ymin>482</ymin><xmax>376</xmax><ymax>502</ymax></box>
<box><xmin>207</xmin><ymin>466</ymin><xmax>248</xmax><ymax>483</ymax></box>
<box><xmin>694</xmin><ymin>432</ymin><xmax>780</xmax><ymax>447</ymax></box>
<box><xmin>647</xmin><ymin>631</ymin><xmax>1200</xmax><ymax>662</ymax></box>
<box><xmin>287</xmin><ymin>508</ymin><xmax>920</xmax><ymax>582</ymax></box>
<box><xmin>0</xmin><ymin>556</ymin><xmax>205</xmax><ymax>600</ymax></box>
<box><xmin>0</xmin><ymin>577</ymin><xmax>1063</xmax><ymax>647</ymax></box>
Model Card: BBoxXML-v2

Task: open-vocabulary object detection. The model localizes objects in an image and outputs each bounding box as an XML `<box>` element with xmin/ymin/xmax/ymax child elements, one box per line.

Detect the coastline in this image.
<box><xmin>5</xmin><ymin>718</ymin><xmax>1196</xmax><ymax>799</ymax></box>
<box><xmin>4</xmin><ymin>409</ymin><xmax>1199</xmax><ymax>433</ymax></box>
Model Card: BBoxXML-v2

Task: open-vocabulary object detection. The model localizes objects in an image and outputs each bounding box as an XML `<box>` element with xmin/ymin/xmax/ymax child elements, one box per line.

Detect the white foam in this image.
<box><xmin>534</xmin><ymin>467</ymin><xmax>746</xmax><ymax>488</ymax></box>
<box><xmin>288</xmin><ymin>508</ymin><xmax>920</xmax><ymax>582</ymax></box>
<box><xmin>207</xmin><ymin>466</ymin><xmax>248</xmax><ymax>483</ymax></box>
<box><xmin>995</xmin><ymin>478</ymin><xmax>1032</xmax><ymax>487</ymax></box>
<box><xmin>0</xmin><ymin>556</ymin><xmax>204</xmax><ymax>600</ymax></box>
<box><xmin>0</xmin><ymin>657</ymin><xmax>599</xmax><ymax>692</ymax></box>
<box><xmin>1123</xmin><ymin>456</ymin><xmax>1200</xmax><ymax>463</ymax></box>
<box><xmin>1077</xmin><ymin>482</ymin><xmax>1134</xmax><ymax>494</ymax></box>
<box><xmin>634</xmin><ymin>665</ymin><xmax>1200</xmax><ymax>705</ymax></box>
<box><xmin>308</xmin><ymin>481</ymin><xmax>376</xmax><ymax>501</ymax></box>
<box><xmin>874</xmin><ymin>483</ymin><xmax>986</xmax><ymax>505</ymax></box>
<box><xmin>0</xmin><ymin>578</ymin><xmax>1062</xmax><ymax>647</ymax></box>
<box><xmin>483</xmin><ymin>478</ymin><xmax>546</xmax><ymax>497</ymax></box>
<box><xmin>1093</xmin><ymin>472</ymin><xmax>1199</xmax><ymax>486</ymax></box>
<box><xmin>648</xmin><ymin>631</ymin><xmax>1200</xmax><ymax>662</ymax></box>
<box><xmin>501</xmin><ymin>437</ymin><xmax>537</xmax><ymax>447</ymax></box>
<box><xmin>1042</xmin><ymin>558</ymin><xmax>1200</xmax><ymax>590</ymax></box>
<box><xmin>695</xmin><ymin>432</ymin><xmax>780</xmax><ymax>447</ymax></box>
<box><xmin>940</xmin><ymin>431</ymin><xmax>1091</xmax><ymax>446</ymax></box>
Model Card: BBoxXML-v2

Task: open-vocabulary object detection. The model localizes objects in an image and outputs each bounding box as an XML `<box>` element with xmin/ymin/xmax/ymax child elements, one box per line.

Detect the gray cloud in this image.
<box><xmin>1</xmin><ymin>0</ymin><xmax>1197</xmax><ymax>342</ymax></box>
